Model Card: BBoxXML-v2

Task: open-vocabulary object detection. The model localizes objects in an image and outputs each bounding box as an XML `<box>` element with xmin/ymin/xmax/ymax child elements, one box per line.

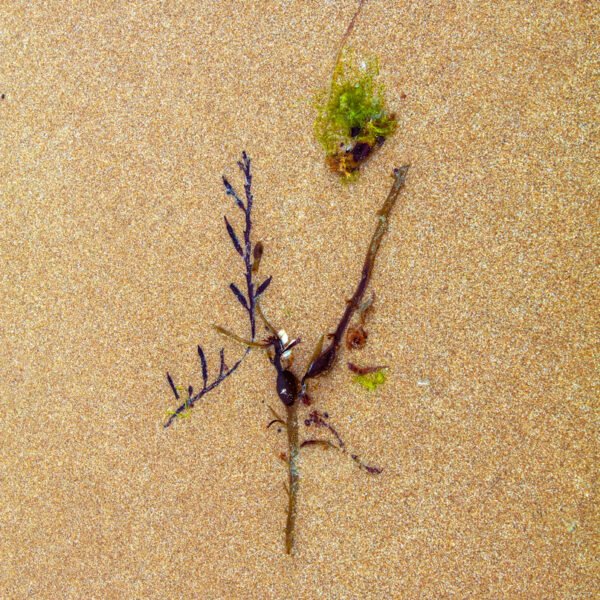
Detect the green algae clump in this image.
<box><xmin>315</xmin><ymin>51</ymin><xmax>397</xmax><ymax>181</ymax></box>
<box><xmin>353</xmin><ymin>368</ymin><xmax>387</xmax><ymax>391</ymax></box>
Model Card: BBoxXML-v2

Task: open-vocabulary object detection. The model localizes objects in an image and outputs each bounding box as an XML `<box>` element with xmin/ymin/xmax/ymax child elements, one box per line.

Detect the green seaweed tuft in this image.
<box><xmin>315</xmin><ymin>50</ymin><xmax>397</xmax><ymax>181</ymax></box>
<box><xmin>353</xmin><ymin>368</ymin><xmax>387</xmax><ymax>391</ymax></box>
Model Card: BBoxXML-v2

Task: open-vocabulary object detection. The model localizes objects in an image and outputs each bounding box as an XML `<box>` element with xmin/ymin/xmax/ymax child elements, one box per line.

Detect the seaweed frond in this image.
<box><xmin>164</xmin><ymin>153</ymin><xmax>268</xmax><ymax>428</ymax></box>
<box><xmin>302</xmin><ymin>166</ymin><xmax>409</xmax><ymax>384</ymax></box>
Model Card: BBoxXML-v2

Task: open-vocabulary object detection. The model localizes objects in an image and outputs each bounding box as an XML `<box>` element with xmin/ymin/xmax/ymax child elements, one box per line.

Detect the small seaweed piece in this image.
<box><xmin>353</xmin><ymin>368</ymin><xmax>387</xmax><ymax>391</ymax></box>
<box><xmin>315</xmin><ymin>49</ymin><xmax>397</xmax><ymax>180</ymax></box>
<box><xmin>347</xmin><ymin>362</ymin><xmax>388</xmax><ymax>375</ymax></box>
<box><xmin>346</xmin><ymin>324</ymin><xmax>368</xmax><ymax>349</ymax></box>
<box><xmin>302</xmin><ymin>410</ymin><xmax>382</xmax><ymax>474</ymax></box>
<box><xmin>346</xmin><ymin>292</ymin><xmax>374</xmax><ymax>350</ymax></box>
<box><xmin>164</xmin><ymin>153</ymin><xmax>266</xmax><ymax>428</ymax></box>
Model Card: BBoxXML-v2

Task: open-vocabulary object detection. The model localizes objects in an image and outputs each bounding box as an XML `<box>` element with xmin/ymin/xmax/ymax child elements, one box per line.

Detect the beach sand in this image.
<box><xmin>1</xmin><ymin>1</ymin><xmax>597</xmax><ymax>597</ymax></box>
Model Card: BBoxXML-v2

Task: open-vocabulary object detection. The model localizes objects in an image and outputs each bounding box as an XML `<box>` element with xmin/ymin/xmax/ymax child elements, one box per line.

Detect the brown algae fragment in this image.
<box><xmin>347</xmin><ymin>362</ymin><xmax>388</xmax><ymax>375</ymax></box>
<box><xmin>302</xmin><ymin>166</ymin><xmax>409</xmax><ymax>383</ymax></box>
<box><xmin>346</xmin><ymin>292</ymin><xmax>374</xmax><ymax>350</ymax></box>
<box><xmin>346</xmin><ymin>324</ymin><xmax>368</xmax><ymax>349</ymax></box>
<box><xmin>315</xmin><ymin>50</ymin><xmax>397</xmax><ymax>181</ymax></box>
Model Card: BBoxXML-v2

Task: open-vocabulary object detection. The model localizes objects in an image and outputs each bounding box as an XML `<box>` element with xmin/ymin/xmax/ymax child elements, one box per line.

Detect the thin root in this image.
<box><xmin>268</xmin><ymin>405</ymin><xmax>285</xmax><ymax>422</ymax></box>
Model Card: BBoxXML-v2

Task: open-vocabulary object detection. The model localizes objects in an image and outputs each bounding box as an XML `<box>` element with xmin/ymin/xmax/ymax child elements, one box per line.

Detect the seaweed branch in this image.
<box><xmin>164</xmin><ymin>152</ymin><xmax>267</xmax><ymax>428</ymax></box>
<box><xmin>302</xmin><ymin>165</ymin><xmax>409</xmax><ymax>384</ymax></box>
<box><xmin>302</xmin><ymin>410</ymin><xmax>382</xmax><ymax>474</ymax></box>
<box><xmin>267</xmin><ymin>166</ymin><xmax>409</xmax><ymax>554</ymax></box>
<box><xmin>284</xmin><ymin>403</ymin><xmax>300</xmax><ymax>554</ymax></box>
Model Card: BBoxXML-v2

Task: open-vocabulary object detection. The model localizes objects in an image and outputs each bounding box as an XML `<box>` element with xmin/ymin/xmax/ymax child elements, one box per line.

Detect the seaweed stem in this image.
<box><xmin>303</xmin><ymin>166</ymin><xmax>410</xmax><ymax>382</ymax></box>
<box><xmin>285</xmin><ymin>402</ymin><xmax>300</xmax><ymax>555</ymax></box>
<box><xmin>333</xmin><ymin>0</ymin><xmax>367</xmax><ymax>73</ymax></box>
<box><xmin>268</xmin><ymin>405</ymin><xmax>285</xmax><ymax>423</ymax></box>
<box><xmin>302</xmin><ymin>411</ymin><xmax>382</xmax><ymax>475</ymax></box>
<box><xmin>213</xmin><ymin>325</ymin><xmax>268</xmax><ymax>348</ymax></box>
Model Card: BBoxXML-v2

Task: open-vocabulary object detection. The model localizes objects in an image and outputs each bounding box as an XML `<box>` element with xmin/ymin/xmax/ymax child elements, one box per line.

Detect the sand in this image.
<box><xmin>1</xmin><ymin>1</ymin><xmax>597</xmax><ymax>598</ymax></box>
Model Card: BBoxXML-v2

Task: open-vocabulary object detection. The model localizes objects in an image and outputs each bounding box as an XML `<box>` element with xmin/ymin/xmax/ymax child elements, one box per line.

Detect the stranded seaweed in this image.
<box><xmin>164</xmin><ymin>153</ymin><xmax>264</xmax><ymax>428</ymax></box>
<box><xmin>352</xmin><ymin>368</ymin><xmax>388</xmax><ymax>391</ymax></box>
<box><xmin>348</xmin><ymin>361</ymin><xmax>390</xmax><ymax>391</ymax></box>
<box><xmin>346</xmin><ymin>292</ymin><xmax>374</xmax><ymax>350</ymax></box>
<box><xmin>315</xmin><ymin>49</ymin><xmax>397</xmax><ymax>180</ymax></box>
<box><xmin>164</xmin><ymin>155</ymin><xmax>409</xmax><ymax>554</ymax></box>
